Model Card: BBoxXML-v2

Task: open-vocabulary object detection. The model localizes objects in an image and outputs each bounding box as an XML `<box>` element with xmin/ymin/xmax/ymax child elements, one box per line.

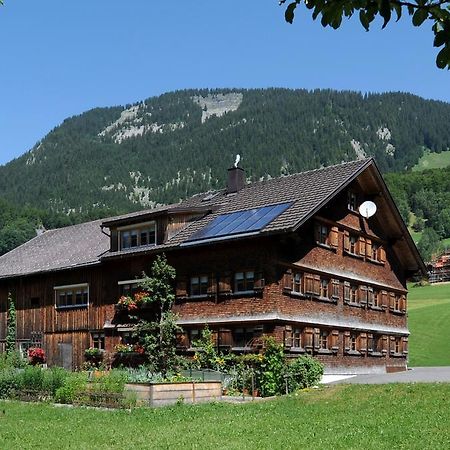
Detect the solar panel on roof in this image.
<box><xmin>187</xmin><ymin>202</ymin><xmax>292</xmax><ymax>242</ymax></box>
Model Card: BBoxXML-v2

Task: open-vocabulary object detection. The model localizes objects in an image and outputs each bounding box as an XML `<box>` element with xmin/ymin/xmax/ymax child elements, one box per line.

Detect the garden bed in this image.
<box><xmin>125</xmin><ymin>381</ymin><xmax>222</xmax><ymax>407</ymax></box>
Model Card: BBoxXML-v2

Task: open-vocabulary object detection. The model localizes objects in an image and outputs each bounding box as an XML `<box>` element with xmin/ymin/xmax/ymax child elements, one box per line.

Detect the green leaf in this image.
<box><xmin>380</xmin><ymin>0</ymin><xmax>392</xmax><ymax>29</ymax></box>
<box><xmin>285</xmin><ymin>2</ymin><xmax>297</xmax><ymax>24</ymax></box>
<box><xmin>434</xmin><ymin>30</ymin><xmax>448</xmax><ymax>48</ymax></box>
<box><xmin>412</xmin><ymin>8</ymin><xmax>428</xmax><ymax>26</ymax></box>
<box><xmin>360</xmin><ymin>10</ymin><xmax>370</xmax><ymax>31</ymax></box>
<box><xmin>393</xmin><ymin>3</ymin><xmax>402</xmax><ymax>22</ymax></box>
<box><xmin>436</xmin><ymin>45</ymin><xmax>450</xmax><ymax>69</ymax></box>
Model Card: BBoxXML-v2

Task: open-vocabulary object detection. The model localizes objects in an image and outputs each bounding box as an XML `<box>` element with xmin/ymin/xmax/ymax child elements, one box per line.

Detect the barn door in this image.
<box><xmin>58</xmin><ymin>343</ymin><xmax>73</xmax><ymax>370</ymax></box>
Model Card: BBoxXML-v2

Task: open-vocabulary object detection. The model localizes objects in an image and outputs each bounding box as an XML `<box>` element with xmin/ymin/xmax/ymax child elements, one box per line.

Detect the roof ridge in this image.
<box><xmin>241</xmin><ymin>158</ymin><xmax>373</xmax><ymax>190</ymax></box>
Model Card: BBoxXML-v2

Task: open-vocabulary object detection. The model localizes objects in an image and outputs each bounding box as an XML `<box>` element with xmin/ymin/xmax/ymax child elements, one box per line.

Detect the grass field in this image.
<box><xmin>1</xmin><ymin>384</ymin><xmax>450</xmax><ymax>449</ymax></box>
<box><xmin>412</xmin><ymin>149</ymin><xmax>450</xmax><ymax>171</ymax></box>
<box><xmin>408</xmin><ymin>283</ymin><xmax>450</xmax><ymax>366</ymax></box>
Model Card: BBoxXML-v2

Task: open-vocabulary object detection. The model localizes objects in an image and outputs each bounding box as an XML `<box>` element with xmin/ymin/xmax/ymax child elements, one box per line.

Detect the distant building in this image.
<box><xmin>429</xmin><ymin>250</ymin><xmax>450</xmax><ymax>283</ymax></box>
<box><xmin>0</xmin><ymin>158</ymin><xmax>425</xmax><ymax>373</ymax></box>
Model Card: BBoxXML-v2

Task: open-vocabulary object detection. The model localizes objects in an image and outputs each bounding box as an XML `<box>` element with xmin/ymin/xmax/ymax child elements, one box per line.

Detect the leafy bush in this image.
<box><xmin>259</xmin><ymin>337</ymin><xmax>285</xmax><ymax>397</ymax></box>
<box><xmin>54</xmin><ymin>372</ymin><xmax>88</xmax><ymax>404</ymax></box>
<box><xmin>42</xmin><ymin>367</ymin><xmax>69</xmax><ymax>396</ymax></box>
<box><xmin>0</xmin><ymin>351</ymin><xmax>27</xmax><ymax>370</ymax></box>
<box><xmin>0</xmin><ymin>369</ymin><xmax>21</xmax><ymax>399</ymax></box>
<box><xmin>92</xmin><ymin>370</ymin><xmax>127</xmax><ymax>394</ymax></box>
<box><xmin>20</xmin><ymin>365</ymin><xmax>45</xmax><ymax>391</ymax></box>
<box><xmin>285</xmin><ymin>356</ymin><xmax>324</xmax><ymax>391</ymax></box>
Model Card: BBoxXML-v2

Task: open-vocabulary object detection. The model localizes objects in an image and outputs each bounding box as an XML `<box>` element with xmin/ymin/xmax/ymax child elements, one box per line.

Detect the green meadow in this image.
<box><xmin>1</xmin><ymin>383</ymin><xmax>450</xmax><ymax>449</ymax></box>
<box><xmin>408</xmin><ymin>282</ymin><xmax>450</xmax><ymax>366</ymax></box>
<box><xmin>412</xmin><ymin>149</ymin><xmax>450</xmax><ymax>172</ymax></box>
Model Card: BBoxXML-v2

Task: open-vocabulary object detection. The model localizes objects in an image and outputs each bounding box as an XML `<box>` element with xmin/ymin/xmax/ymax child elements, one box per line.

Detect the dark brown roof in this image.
<box><xmin>0</xmin><ymin>220</ymin><xmax>109</xmax><ymax>279</ymax></box>
<box><xmin>102</xmin><ymin>159</ymin><xmax>373</xmax><ymax>258</ymax></box>
<box><xmin>166</xmin><ymin>158</ymin><xmax>372</xmax><ymax>246</ymax></box>
<box><xmin>0</xmin><ymin>158</ymin><xmax>385</xmax><ymax>277</ymax></box>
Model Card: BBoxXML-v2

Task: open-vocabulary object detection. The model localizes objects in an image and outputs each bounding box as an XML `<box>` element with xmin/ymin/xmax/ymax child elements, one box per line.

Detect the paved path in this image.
<box><xmin>329</xmin><ymin>367</ymin><xmax>450</xmax><ymax>384</ymax></box>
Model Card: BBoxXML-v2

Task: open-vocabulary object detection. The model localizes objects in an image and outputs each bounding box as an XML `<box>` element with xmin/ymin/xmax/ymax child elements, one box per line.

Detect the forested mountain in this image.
<box><xmin>1</xmin><ymin>88</ymin><xmax>450</xmax><ymax>258</ymax></box>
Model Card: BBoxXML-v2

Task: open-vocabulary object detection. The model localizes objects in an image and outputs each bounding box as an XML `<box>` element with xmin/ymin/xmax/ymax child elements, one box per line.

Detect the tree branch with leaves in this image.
<box><xmin>280</xmin><ymin>0</ymin><xmax>450</xmax><ymax>68</ymax></box>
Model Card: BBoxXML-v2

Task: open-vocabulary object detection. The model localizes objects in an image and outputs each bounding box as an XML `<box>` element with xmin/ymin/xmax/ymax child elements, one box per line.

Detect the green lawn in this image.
<box><xmin>408</xmin><ymin>283</ymin><xmax>450</xmax><ymax>366</ymax></box>
<box><xmin>412</xmin><ymin>149</ymin><xmax>450</xmax><ymax>171</ymax></box>
<box><xmin>1</xmin><ymin>384</ymin><xmax>450</xmax><ymax>449</ymax></box>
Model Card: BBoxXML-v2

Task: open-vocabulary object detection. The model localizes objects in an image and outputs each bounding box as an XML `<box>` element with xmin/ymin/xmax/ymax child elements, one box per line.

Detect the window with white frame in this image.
<box><xmin>292</xmin><ymin>272</ymin><xmax>302</xmax><ymax>293</ymax></box>
<box><xmin>119</xmin><ymin>222</ymin><xmax>156</xmax><ymax>250</ymax></box>
<box><xmin>91</xmin><ymin>332</ymin><xmax>105</xmax><ymax>350</ymax></box>
<box><xmin>118</xmin><ymin>279</ymin><xmax>145</xmax><ymax>297</ymax></box>
<box><xmin>55</xmin><ymin>284</ymin><xmax>89</xmax><ymax>309</ymax></box>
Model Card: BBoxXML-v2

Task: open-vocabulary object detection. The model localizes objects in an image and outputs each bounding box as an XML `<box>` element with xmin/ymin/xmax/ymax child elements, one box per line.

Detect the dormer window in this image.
<box><xmin>119</xmin><ymin>222</ymin><xmax>156</xmax><ymax>250</ymax></box>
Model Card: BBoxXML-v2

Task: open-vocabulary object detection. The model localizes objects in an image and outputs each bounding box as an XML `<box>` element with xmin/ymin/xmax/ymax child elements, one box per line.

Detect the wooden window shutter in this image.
<box><xmin>379</xmin><ymin>246</ymin><xmax>386</xmax><ymax>263</ymax></box>
<box><xmin>314</xmin><ymin>328</ymin><xmax>321</xmax><ymax>350</ymax></box>
<box><xmin>400</xmin><ymin>295</ymin><xmax>407</xmax><ymax>313</ymax></box>
<box><xmin>329</xmin><ymin>226</ymin><xmax>339</xmax><ymax>248</ymax></box>
<box><xmin>284</xmin><ymin>326</ymin><xmax>293</xmax><ymax>348</ymax></box>
<box><xmin>367</xmin><ymin>333</ymin><xmax>374</xmax><ymax>353</ymax></box>
<box><xmin>304</xmin><ymin>327</ymin><xmax>314</xmax><ymax>351</ymax></box>
<box><xmin>254</xmin><ymin>271</ymin><xmax>265</xmax><ymax>291</ymax></box>
<box><xmin>283</xmin><ymin>269</ymin><xmax>293</xmax><ymax>292</ymax></box>
<box><xmin>365</xmin><ymin>238</ymin><xmax>372</xmax><ymax>259</ymax></box>
<box><xmin>207</xmin><ymin>273</ymin><xmax>217</xmax><ymax>295</ymax></box>
<box><xmin>175</xmin><ymin>276</ymin><xmax>188</xmax><ymax>299</ymax></box>
<box><xmin>218</xmin><ymin>272</ymin><xmax>232</xmax><ymax>294</ymax></box>
<box><xmin>344</xmin><ymin>330</ymin><xmax>351</xmax><ymax>351</ymax></box>
<box><xmin>389</xmin><ymin>336</ymin><xmax>396</xmax><ymax>355</ymax></box>
<box><xmin>313</xmin><ymin>275</ymin><xmax>321</xmax><ymax>296</ymax></box>
<box><xmin>367</xmin><ymin>287</ymin><xmax>374</xmax><ymax>306</ymax></box>
<box><xmin>331</xmin><ymin>330</ymin><xmax>339</xmax><ymax>352</ymax></box>
<box><xmin>381</xmin><ymin>291</ymin><xmax>388</xmax><ymax>309</ymax></box>
<box><xmin>358</xmin><ymin>236</ymin><xmax>366</xmax><ymax>256</ymax></box>
<box><xmin>331</xmin><ymin>279</ymin><xmax>340</xmax><ymax>299</ymax></box>
<box><xmin>359</xmin><ymin>332</ymin><xmax>367</xmax><ymax>353</ymax></box>
<box><xmin>344</xmin><ymin>230</ymin><xmax>350</xmax><ymax>252</ymax></box>
<box><xmin>389</xmin><ymin>292</ymin><xmax>395</xmax><ymax>311</ymax></box>
<box><xmin>382</xmin><ymin>335</ymin><xmax>388</xmax><ymax>354</ymax></box>
<box><xmin>359</xmin><ymin>285</ymin><xmax>368</xmax><ymax>306</ymax></box>
<box><xmin>402</xmin><ymin>337</ymin><xmax>409</xmax><ymax>355</ymax></box>
<box><xmin>344</xmin><ymin>281</ymin><xmax>351</xmax><ymax>302</ymax></box>
<box><xmin>304</xmin><ymin>273</ymin><xmax>314</xmax><ymax>295</ymax></box>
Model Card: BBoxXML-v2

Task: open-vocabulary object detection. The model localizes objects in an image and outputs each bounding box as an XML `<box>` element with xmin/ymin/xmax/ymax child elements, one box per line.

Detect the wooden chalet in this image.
<box><xmin>0</xmin><ymin>158</ymin><xmax>425</xmax><ymax>373</ymax></box>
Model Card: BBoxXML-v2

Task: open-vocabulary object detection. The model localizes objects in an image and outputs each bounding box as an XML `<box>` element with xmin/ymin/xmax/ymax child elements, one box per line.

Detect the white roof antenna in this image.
<box><xmin>234</xmin><ymin>154</ymin><xmax>241</xmax><ymax>168</ymax></box>
<box><xmin>359</xmin><ymin>201</ymin><xmax>377</xmax><ymax>219</ymax></box>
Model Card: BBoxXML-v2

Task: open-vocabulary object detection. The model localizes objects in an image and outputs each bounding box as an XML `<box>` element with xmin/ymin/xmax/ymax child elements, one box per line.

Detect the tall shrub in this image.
<box><xmin>259</xmin><ymin>337</ymin><xmax>285</xmax><ymax>397</ymax></box>
<box><xmin>133</xmin><ymin>254</ymin><xmax>180</xmax><ymax>376</ymax></box>
<box><xmin>6</xmin><ymin>292</ymin><xmax>16</xmax><ymax>355</ymax></box>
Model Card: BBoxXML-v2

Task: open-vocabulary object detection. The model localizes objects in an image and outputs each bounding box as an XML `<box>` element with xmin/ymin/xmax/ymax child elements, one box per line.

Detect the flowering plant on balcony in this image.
<box><xmin>116</xmin><ymin>291</ymin><xmax>152</xmax><ymax>312</ymax></box>
<box><xmin>28</xmin><ymin>347</ymin><xmax>46</xmax><ymax>365</ymax></box>
<box><xmin>114</xmin><ymin>343</ymin><xmax>145</xmax><ymax>354</ymax></box>
<box><xmin>84</xmin><ymin>347</ymin><xmax>104</xmax><ymax>359</ymax></box>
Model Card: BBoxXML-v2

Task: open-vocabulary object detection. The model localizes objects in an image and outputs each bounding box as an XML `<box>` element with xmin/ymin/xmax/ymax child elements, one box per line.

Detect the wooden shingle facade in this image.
<box><xmin>0</xmin><ymin>159</ymin><xmax>425</xmax><ymax>373</ymax></box>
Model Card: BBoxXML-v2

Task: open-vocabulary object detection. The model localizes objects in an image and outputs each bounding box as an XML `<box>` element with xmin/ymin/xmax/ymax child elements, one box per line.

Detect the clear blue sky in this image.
<box><xmin>0</xmin><ymin>0</ymin><xmax>448</xmax><ymax>166</ymax></box>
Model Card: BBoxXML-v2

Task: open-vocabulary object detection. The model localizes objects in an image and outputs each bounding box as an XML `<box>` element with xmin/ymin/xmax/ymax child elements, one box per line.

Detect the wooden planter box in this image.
<box><xmin>125</xmin><ymin>381</ymin><xmax>222</xmax><ymax>407</ymax></box>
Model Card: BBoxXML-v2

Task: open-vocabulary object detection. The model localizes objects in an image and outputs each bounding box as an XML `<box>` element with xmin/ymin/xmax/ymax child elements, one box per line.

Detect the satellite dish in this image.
<box><xmin>359</xmin><ymin>201</ymin><xmax>377</xmax><ymax>219</ymax></box>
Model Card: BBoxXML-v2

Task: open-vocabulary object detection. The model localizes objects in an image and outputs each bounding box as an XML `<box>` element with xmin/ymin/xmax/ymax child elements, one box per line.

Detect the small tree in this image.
<box><xmin>6</xmin><ymin>292</ymin><xmax>16</xmax><ymax>355</ymax></box>
<box><xmin>133</xmin><ymin>254</ymin><xmax>180</xmax><ymax>376</ymax></box>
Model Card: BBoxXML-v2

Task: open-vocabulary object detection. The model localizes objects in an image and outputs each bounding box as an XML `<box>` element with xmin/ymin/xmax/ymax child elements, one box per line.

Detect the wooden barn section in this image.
<box><xmin>0</xmin><ymin>159</ymin><xmax>426</xmax><ymax>372</ymax></box>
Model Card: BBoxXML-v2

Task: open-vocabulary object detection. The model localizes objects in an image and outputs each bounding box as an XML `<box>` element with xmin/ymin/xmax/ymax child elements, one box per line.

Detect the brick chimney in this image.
<box><xmin>227</xmin><ymin>166</ymin><xmax>245</xmax><ymax>194</ymax></box>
